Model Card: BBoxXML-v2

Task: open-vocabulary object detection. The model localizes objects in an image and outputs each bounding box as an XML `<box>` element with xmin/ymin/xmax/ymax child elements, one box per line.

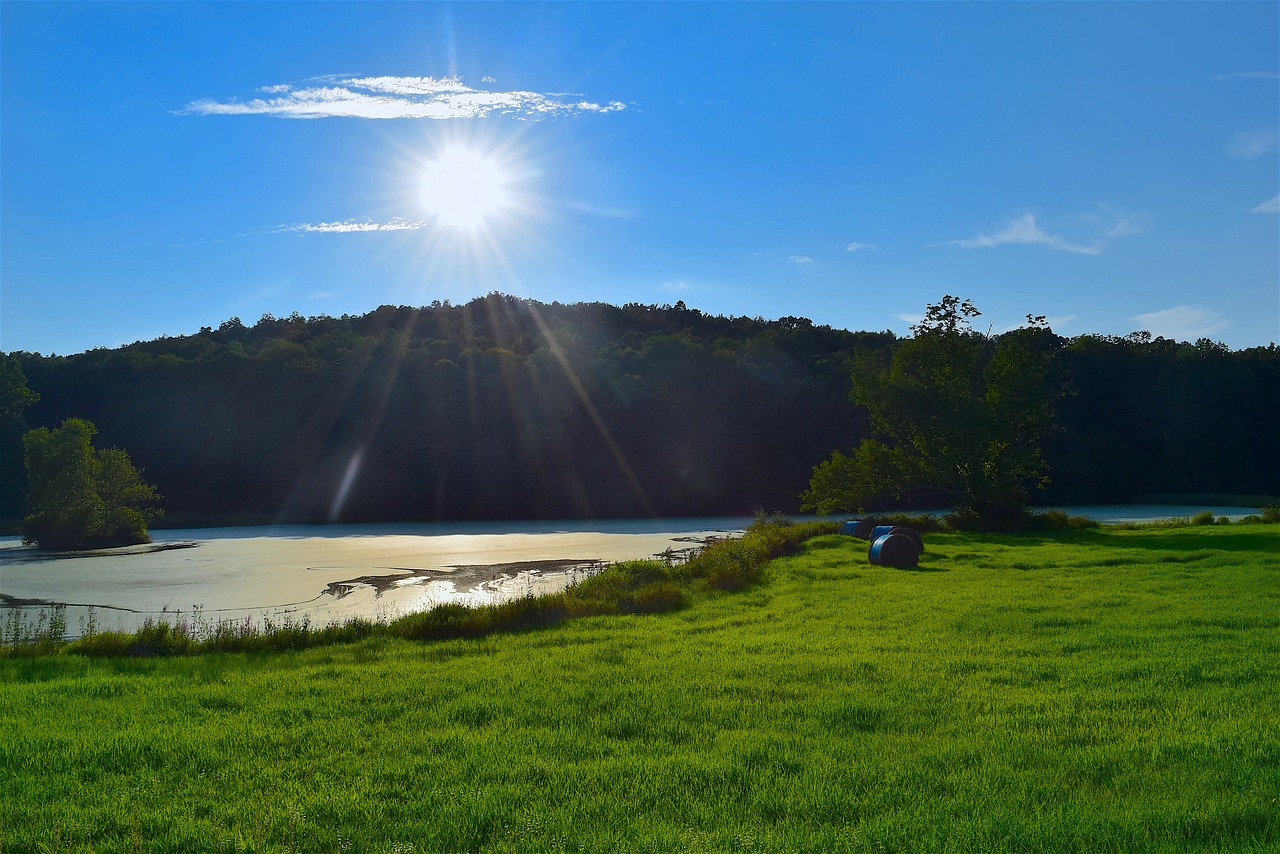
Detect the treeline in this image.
<box><xmin>2</xmin><ymin>294</ymin><xmax>1276</xmax><ymax>524</ymax></box>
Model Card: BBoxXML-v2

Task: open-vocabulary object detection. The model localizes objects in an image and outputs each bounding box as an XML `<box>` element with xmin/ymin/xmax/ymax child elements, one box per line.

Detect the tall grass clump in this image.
<box><xmin>677</xmin><ymin>518</ymin><xmax>838</xmax><ymax>590</ymax></box>
<box><xmin>1</xmin><ymin>605</ymin><xmax>68</xmax><ymax>656</ymax></box>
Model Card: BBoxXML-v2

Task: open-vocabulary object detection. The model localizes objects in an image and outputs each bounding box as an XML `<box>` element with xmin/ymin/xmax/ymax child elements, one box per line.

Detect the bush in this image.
<box><xmin>1023</xmin><ymin>509</ymin><xmax>1100</xmax><ymax>531</ymax></box>
<box><xmin>1191</xmin><ymin>510</ymin><xmax>1215</xmax><ymax>525</ymax></box>
<box><xmin>863</xmin><ymin>512</ymin><xmax>949</xmax><ymax>533</ymax></box>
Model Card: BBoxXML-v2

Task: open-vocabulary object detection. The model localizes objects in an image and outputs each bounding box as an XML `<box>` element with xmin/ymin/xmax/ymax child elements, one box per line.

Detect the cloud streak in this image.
<box><xmin>271</xmin><ymin>218</ymin><xmax>426</xmax><ymax>234</ymax></box>
<box><xmin>1227</xmin><ymin>130</ymin><xmax>1279</xmax><ymax>160</ymax></box>
<box><xmin>1212</xmin><ymin>71</ymin><xmax>1280</xmax><ymax>80</ymax></box>
<box><xmin>1253</xmin><ymin>195</ymin><xmax>1280</xmax><ymax>214</ymax></box>
<box><xmin>948</xmin><ymin>213</ymin><xmax>1102</xmax><ymax>255</ymax></box>
<box><xmin>180</xmin><ymin>75</ymin><xmax>626</xmax><ymax>120</ymax></box>
<box><xmin>1132</xmin><ymin>305</ymin><xmax>1229</xmax><ymax>341</ymax></box>
<box><xmin>845</xmin><ymin>241</ymin><xmax>876</xmax><ymax>253</ymax></box>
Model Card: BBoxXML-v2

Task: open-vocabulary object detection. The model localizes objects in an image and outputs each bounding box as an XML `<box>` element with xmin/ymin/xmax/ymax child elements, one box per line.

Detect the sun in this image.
<box><xmin>419</xmin><ymin>147</ymin><xmax>511</xmax><ymax>230</ymax></box>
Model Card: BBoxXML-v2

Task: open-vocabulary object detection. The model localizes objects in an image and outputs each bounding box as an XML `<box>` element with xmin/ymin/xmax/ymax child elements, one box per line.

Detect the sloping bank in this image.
<box><xmin>5</xmin><ymin>519</ymin><xmax>838</xmax><ymax>658</ymax></box>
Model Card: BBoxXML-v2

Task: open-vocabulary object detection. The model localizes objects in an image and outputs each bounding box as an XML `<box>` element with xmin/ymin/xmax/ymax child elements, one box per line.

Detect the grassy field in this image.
<box><xmin>2</xmin><ymin>524</ymin><xmax>1277</xmax><ymax>852</ymax></box>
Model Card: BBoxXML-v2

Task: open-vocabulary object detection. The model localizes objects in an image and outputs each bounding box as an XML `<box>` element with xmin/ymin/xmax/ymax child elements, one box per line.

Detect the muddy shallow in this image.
<box><xmin>0</xmin><ymin>519</ymin><xmax>750</xmax><ymax>638</ymax></box>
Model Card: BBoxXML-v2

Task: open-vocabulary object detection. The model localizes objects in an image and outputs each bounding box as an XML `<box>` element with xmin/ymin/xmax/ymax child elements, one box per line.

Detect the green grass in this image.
<box><xmin>2</xmin><ymin>524</ymin><xmax>1277</xmax><ymax>852</ymax></box>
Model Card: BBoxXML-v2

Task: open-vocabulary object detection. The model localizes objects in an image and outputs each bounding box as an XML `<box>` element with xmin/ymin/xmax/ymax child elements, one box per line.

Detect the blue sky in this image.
<box><xmin>2</xmin><ymin>2</ymin><xmax>1277</xmax><ymax>355</ymax></box>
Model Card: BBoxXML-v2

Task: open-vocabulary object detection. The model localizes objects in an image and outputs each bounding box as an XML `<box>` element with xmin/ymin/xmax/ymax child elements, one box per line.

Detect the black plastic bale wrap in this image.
<box><xmin>868</xmin><ymin>533</ymin><xmax>921</xmax><ymax>568</ymax></box>
<box><xmin>840</xmin><ymin>520</ymin><xmax>876</xmax><ymax>540</ymax></box>
<box><xmin>888</xmin><ymin>526</ymin><xmax>924</xmax><ymax>552</ymax></box>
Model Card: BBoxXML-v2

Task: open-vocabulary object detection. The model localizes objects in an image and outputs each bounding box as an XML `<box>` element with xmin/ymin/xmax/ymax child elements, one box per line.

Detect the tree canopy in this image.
<box><xmin>2</xmin><ymin>295</ymin><xmax>1276</xmax><ymax>525</ymax></box>
<box><xmin>19</xmin><ymin>418</ymin><xmax>162</xmax><ymax>550</ymax></box>
<box><xmin>802</xmin><ymin>297</ymin><xmax>1066</xmax><ymax>529</ymax></box>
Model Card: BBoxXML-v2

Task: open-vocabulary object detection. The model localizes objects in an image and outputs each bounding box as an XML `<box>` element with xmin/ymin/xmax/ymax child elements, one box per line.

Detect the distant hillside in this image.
<box><xmin>4</xmin><ymin>294</ymin><xmax>1277</xmax><ymax>524</ymax></box>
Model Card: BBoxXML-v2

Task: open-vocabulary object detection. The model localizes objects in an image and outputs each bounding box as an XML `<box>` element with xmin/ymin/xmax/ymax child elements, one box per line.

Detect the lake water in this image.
<box><xmin>0</xmin><ymin>506</ymin><xmax>1261</xmax><ymax>639</ymax></box>
<box><xmin>0</xmin><ymin>517</ymin><xmax>753</xmax><ymax>638</ymax></box>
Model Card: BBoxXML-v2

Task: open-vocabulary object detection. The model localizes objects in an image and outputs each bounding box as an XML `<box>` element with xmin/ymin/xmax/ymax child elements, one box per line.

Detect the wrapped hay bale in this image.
<box><xmin>888</xmin><ymin>526</ymin><xmax>924</xmax><ymax>553</ymax></box>
<box><xmin>868</xmin><ymin>532</ymin><xmax>921</xmax><ymax>568</ymax></box>
<box><xmin>839</xmin><ymin>520</ymin><xmax>876</xmax><ymax>539</ymax></box>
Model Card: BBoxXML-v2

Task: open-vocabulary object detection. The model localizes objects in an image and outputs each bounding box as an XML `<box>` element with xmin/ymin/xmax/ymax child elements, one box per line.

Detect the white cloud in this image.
<box><xmin>788</xmin><ymin>255</ymin><xmax>814</xmax><ymax>264</ymax></box>
<box><xmin>271</xmin><ymin>218</ymin><xmax>426</xmax><ymax>234</ymax></box>
<box><xmin>896</xmin><ymin>313</ymin><xmax>924</xmax><ymax>326</ymax></box>
<box><xmin>1228</xmin><ymin>130</ymin><xmax>1279</xmax><ymax>159</ymax></box>
<box><xmin>1212</xmin><ymin>71</ymin><xmax>1280</xmax><ymax>80</ymax></box>
<box><xmin>949</xmin><ymin>213</ymin><xmax>1102</xmax><ymax>255</ymax></box>
<box><xmin>1252</xmin><ymin>195</ymin><xmax>1280</xmax><ymax>214</ymax></box>
<box><xmin>661</xmin><ymin>280</ymin><xmax>691</xmax><ymax>291</ymax></box>
<box><xmin>180</xmin><ymin>75</ymin><xmax>626</xmax><ymax>120</ymax></box>
<box><xmin>563</xmin><ymin>200</ymin><xmax>637</xmax><ymax>219</ymax></box>
<box><xmin>845</xmin><ymin>241</ymin><xmax>876</xmax><ymax>253</ymax></box>
<box><xmin>1102</xmin><ymin>208</ymin><xmax>1150</xmax><ymax>238</ymax></box>
<box><xmin>482</xmin><ymin>76</ymin><xmax>496</xmax><ymax>83</ymax></box>
<box><xmin>1132</xmin><ymin>305</ymin><xmax>1229</xmax><ymax>341</ymax></box>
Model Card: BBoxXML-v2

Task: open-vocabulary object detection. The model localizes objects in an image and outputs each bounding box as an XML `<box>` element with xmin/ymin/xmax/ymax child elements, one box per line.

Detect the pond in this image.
<box><xmin>0</xmin><ymin>505</ymin><xmax>1261</xmax><ymax>639</ymax></box>
<box><xmin>0</xmin><ymin>517</ymin><xmax>753</xmax><ymax>639</ymax></box>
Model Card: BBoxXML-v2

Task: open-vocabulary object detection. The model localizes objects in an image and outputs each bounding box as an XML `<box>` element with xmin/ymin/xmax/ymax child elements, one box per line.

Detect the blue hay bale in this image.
<box><xmin>888</xmin><ymin>526</ymin><xmax>924</xmax><ymax>553</ymax></box>
<box><xmin>868</xmin><ymin>533</ymin><xmax>920</xmax><ymax>568</ymax></box>
<box><xmin>840</xmin><ymin>520</ymin><xmax>876</xmax><ymax>539</ymax></box>
<box><xmin>870</xmin><ymin>525</ymin><xmax>896</xmax><ymax>540</ymax></box>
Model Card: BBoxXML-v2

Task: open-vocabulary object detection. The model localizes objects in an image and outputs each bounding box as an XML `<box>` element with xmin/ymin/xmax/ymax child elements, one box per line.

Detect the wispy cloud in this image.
<box><xmin>945</xmin><ymin>207</ymin><xmax>1147</xmax><ymax>255</ymax></box>
<box><xmin>180</xmin><ymin>75</ymin><xmax>626</xmax><ymax>120</ymax></box>
<box><xmin>1253</xmin><ymin>195</ymin><xmax>1280</xmax><ymax>214</ymax></box>
<box><xmin>662</xmin><ymin>280</ymin><xmax>691</xmax><ymax>292</ymax></box>
<box><xmin>788</xmin><ymin>255</ymin><xmax>814</xmax><ymax>264</ymax></box>
<box><xmin>1102</xmin><ymin>208</ymin><xmax>1150</xmax><ymax>238</ymax></box>
<box><xmin>563</xmin><ymin>200</ymin><xmax>637</xmax><ymax>219</ymax></box>
<box><xmin>271</xmin><ymin>217</ymin><xmax>426</xmax><ymax>234</ymax></box>
<box><xmin>1132</xmin><ymin>305</ymin><xmax>1229</xmax><ymax>341</ymax></box>
<box><xmin>1212</xmin><ymin>71</ymin><xmax>1280</xmax><ymax>80</ymax></box>
<box><xmin>1227</xmin><ymin>129</ymin><xmax>1279</xmax><ymax>160</ymax></box>
<box><xmin>845</xmin><ymin>241</ymin><xmax>876</xmax><ymax>253</ymax></box>
<box><xmin>947</xmin><ymin>213</ymin><xmax>1102</xmax><ymax>255</ymax></box>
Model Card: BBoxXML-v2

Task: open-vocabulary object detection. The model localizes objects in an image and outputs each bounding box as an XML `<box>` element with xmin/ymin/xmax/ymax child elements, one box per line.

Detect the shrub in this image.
<box><xmin>1024</xmin><ymin>510</ymin><xmax>1100</xmax><ymax>531</ymax></box>
<box><xmin>864</xmin><ymin>512</ymin><xmax>948</xmax><ymax>533</ymax></box>
<box><xmin>1191</xmin><ymin>510</ymin><xmax>1215</xmax><ymax>526</ymax></box>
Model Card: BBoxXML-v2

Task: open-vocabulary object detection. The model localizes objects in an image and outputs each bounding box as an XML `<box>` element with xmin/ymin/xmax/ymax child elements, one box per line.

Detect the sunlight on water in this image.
<box><xmin>0</xmin><ymin>518</ymin><xmax>750</xmax><ymax>638</ymax></box>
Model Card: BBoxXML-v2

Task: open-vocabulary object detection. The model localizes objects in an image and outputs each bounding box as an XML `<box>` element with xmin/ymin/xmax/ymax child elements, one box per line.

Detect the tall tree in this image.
<box><xmin>20</xmin><ymin>418</ymin><xmax>162</xmax><ymax>550</ymax></box>
<box><xmin>0</xmin><ymin>354</ymin><xmax>40</xmax><ymax>518</ymax></box>
<box><xmin>802</xmin><ymin>297</ymin><xmax>1064</xmax><ymax>529</ymax></box>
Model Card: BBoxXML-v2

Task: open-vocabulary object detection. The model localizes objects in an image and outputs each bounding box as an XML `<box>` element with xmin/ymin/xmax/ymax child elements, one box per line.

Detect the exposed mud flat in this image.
<box><xmin>0</xmin><ymin>519</ymin><xmax>747</xmax><ymax>638</ymax></box>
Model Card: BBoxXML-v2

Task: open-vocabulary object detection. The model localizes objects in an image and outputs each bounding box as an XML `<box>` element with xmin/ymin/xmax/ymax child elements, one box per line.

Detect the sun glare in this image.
<box><xmin>419</xmin><ymin>147</ymin><xmax>511</xmax><ymax>230</ymax></box>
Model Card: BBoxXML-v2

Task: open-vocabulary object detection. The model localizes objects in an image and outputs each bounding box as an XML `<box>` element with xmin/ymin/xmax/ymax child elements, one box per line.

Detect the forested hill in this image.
<box><xmin>4</xmin><ymin>294</ymin><xmax>1278</xmax><ymax>524</ymax></box>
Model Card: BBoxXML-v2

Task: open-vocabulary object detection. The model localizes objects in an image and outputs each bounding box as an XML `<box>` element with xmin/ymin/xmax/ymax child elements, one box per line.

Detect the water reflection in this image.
<box><xmin>0</xmin><ymin>518</ymin><xmax>750</xmax><ymax>639</ymax></box>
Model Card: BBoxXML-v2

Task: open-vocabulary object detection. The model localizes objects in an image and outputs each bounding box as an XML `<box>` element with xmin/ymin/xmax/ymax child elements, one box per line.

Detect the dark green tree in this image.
<box><xmin>1</xmin><ymin>354</ymin><xmax>40</xmax><ymax>519</ymax></box>
<box><xmin>19</xmin><ymin>418</ymin><xmax>162</xmax><ymax>550</ymax></box>
<box><xmin>802</xmin><ymin>297</ymin><xmax>1064</xmax><ymax>529</ymax></box>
